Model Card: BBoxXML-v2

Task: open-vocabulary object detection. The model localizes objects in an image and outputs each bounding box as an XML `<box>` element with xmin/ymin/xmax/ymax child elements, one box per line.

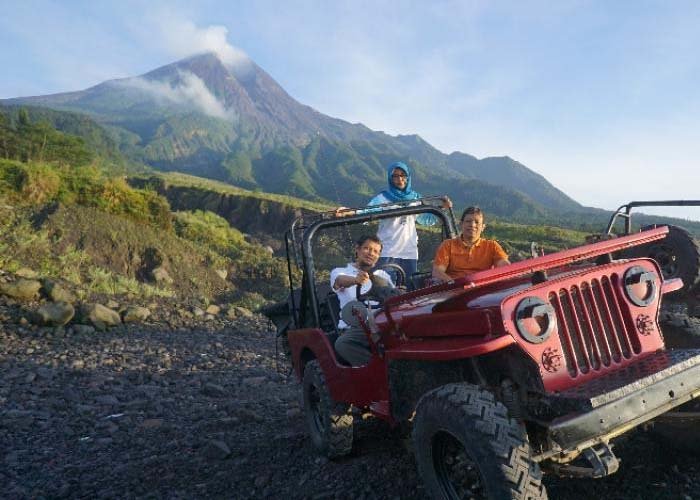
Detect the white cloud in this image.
<box><xmin>138</xmin><ymin>11</ymin><xmax>251</xmax><ymax>72</ymax></box>
<box><xmin>122</xmin><ymin>71</ymin><xmax>231</xmax><ymax>120</ymax></box>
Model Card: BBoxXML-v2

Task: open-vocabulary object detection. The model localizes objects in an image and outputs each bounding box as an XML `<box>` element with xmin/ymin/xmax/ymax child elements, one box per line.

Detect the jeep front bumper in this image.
<box><xmin>545</xmin><ymin>349</ymin><xmax>700</xmax><ymax>453</ymax></box>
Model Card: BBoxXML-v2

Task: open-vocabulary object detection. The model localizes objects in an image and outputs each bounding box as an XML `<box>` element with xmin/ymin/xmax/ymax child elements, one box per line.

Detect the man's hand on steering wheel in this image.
<box><xmin>353</xmin><ymin>270</ymin><xmax>371</xmax><ymax>287</ymax></box>
<box><xmin>373</xmin><ymin>263</ymin><xmax>406</xmax><ymax>288</ymax></box>
<box><xmin>356</xmin><ymin>269</ymin><xmax>403</xmax><ymax>304</ymax></box>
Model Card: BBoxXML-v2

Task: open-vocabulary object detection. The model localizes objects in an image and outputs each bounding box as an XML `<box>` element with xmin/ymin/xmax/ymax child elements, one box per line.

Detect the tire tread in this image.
<box><xmin>413</xmin><ymin>383</ymin><xmax>547</xmax><ymax>500</ymax></box>
<box><xmin>303</xmin><ymin>360</ymin><xmax>353</xmax><ymax>458</ymax></box>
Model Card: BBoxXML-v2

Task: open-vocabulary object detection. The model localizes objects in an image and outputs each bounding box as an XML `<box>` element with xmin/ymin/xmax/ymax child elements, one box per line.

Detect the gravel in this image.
<box><xmin>2</xmin><ymin>297</ymin><xmax>700</xmax><ymax>499</ymax></box>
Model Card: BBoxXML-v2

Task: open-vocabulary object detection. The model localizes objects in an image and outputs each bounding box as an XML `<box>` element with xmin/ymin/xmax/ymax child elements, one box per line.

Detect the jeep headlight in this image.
<box><xmin>624</xmin><ymin>266</ymin><xmax>657</xmax><ymax>307</ymax></box>
<box><xmin>515</xmin><ymin>296</ymin><xmax>556</xmax><ymax>344</ymax></box>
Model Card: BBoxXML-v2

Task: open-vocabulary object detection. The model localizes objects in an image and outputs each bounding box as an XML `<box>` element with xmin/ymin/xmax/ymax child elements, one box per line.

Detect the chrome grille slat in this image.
<box><xmin>563</xmin><ymin>290</ymin><xmax>591</xmax><ymax>373</ymax></box>
<box><xmin>571</xmin><ymin>285</ymin><xmax>602</xmax><ymax>370</ymax></box>
<box><xmin>602</xmin><ymin>276</ymin><xmax>634</xmax><ymax>357</ymax></box>
<box><xmin>549</xmin><ymin>292</ymin><xmax>578</xmax><ymax>377</ymax></box>
<box><xmin>591</xmin><ymin>278</ymin><xmax>624</xmax><ymax>362</ymax></box>
<box><xmin>581</xmin><ymin>283</ymin><xmax>612</xmax><ymax>366</ymax></box>
<box><xmin>553</xmin><ymin>273</ymin><xmax>640</xmax><ymax>377</ymax></box>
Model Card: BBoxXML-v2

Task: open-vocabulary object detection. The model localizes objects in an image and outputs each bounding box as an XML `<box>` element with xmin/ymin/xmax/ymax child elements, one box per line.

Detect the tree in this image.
<box><xmin>0</xmin><ymin>111</ymin><xmax>18</xmax><ymax>160</ymax></box>
<box><xmin>1</xmin><ymin>108</ymin><xmax>94</xmax><ymax>166</ymax></box>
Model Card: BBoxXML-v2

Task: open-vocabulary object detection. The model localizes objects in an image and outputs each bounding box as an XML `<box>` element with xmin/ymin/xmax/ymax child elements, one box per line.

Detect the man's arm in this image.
<box><xmin>333</xmin><ymin>271</ymin><xmax>370</xmax><ymax>290</ymax></box>
<box><xmin>431</xmin><ymin>240</ymin><xmax>453</xmax><ymax>283</ymax></box>
<box><xmin>432</xmin><ymin>263</ymin><xmax>453</xmax><ymax>283</ymax></box>
<box><xmin>491</xmin><ymin>241</ymin><xmax>510</xmax><ymax>269</ymax></box>
<box><xmin>334</xmin><ymin>206</ymin><xmax>354</xmax><ymax>217</ymax></box>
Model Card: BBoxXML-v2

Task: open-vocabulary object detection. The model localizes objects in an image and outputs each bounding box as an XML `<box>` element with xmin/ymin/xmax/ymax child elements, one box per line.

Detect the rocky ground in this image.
<box><xmin>2</xmin><ymin>296</ymin><xmax>700</xmax><ymax>500</ymax></box>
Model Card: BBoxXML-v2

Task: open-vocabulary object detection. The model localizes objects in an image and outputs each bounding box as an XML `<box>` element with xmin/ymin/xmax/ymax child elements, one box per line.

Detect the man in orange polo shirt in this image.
<box><xmin>432</xmin><ymin>206</ymin><xmax>510</xmax><ymax>282</ymax></box>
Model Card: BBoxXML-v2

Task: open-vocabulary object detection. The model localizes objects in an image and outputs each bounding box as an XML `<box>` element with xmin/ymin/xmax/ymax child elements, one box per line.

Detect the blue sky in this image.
<box><xmin>2</xmin><ymin>0</ymin><xmax>699</xmax><ymax>220</ymax></box>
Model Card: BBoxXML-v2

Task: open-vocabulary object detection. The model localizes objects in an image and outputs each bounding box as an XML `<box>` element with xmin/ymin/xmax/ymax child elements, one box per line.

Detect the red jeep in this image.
<box><xmin>265</xmin><ymin>199</ymin><xmax>700</xmax><ymax>499</ymax></box>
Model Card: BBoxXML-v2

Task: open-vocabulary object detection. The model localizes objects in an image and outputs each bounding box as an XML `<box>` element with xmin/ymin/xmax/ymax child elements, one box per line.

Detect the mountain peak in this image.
<box><xmin>0</xmin><ymin>53</ymin><xmax>583</xmax><ymax>217</ymax></box>
<box><xmin>145</xmin><ymin>51</ymin><xmax>254</xmax><ymax>82</ymax></box>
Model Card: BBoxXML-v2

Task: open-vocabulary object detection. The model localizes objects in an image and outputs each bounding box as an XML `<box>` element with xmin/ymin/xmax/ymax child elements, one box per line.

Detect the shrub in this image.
<box><xmin>0</xmin><ymin>160</ymin><xmax>60</xmax><ymax>204</ymax></box>
<box><xmin>0</xmin><ymin>160</ymin><xmax>172</xmax><ymax>229</ymax></box>
<box><xmin>173</xmin><ymin>210</ymin><xmax>247</xmax><ymax>259</ymax></box>
<box><xmin>86</xmin><ymin>266</ymin><xmax>173</xmax><ymax>298</ymax></box>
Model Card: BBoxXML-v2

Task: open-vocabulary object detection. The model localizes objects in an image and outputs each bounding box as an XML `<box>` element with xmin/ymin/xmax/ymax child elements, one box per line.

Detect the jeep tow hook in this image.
<box><xmin>549</xmin><ymin>442</ymin><xmax>620</xmax><ymax>479</ymax></box>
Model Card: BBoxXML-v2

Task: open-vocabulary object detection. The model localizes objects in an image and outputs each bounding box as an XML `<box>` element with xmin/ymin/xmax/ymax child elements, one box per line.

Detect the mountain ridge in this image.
<box><xmin>1</xmin><ymin>51</ymin><xmax>583</xmax><ymax>220</ymax></box>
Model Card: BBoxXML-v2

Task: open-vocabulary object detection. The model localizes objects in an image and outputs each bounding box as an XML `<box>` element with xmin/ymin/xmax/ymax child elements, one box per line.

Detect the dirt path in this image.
<box><xmin>1</xmin><ymin>309</ymin><xmax>699</xmax><ymax>499</ymax></box>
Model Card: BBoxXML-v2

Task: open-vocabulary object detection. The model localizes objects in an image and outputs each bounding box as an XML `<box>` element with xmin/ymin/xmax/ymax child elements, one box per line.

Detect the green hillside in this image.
<box><xmin>2</xmin><ymin>105</ymin><xmax>698</xmax><ymax>311</ymax></box>
<box><xmin>0</xmin><ymin>114</ymin><xmax>294</xmax><ymax>309</ymax></box>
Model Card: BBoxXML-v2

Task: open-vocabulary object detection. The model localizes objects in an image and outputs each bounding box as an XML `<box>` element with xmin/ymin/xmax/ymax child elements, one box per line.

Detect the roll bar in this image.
<box><xmin>605</xmin><ymin>200</ymin><xmax>700</xmax><ymax>235</ymax></box>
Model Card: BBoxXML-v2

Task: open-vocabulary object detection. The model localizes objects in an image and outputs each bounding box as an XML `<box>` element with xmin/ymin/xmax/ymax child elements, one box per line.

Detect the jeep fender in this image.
<box><xmin>288</xmin><ymin>328</ymin><xmax>390</xmax><ymax>406</ymax></box>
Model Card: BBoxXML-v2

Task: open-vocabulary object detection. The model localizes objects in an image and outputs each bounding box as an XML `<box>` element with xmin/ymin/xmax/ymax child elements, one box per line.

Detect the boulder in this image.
<box><xmin>15</xmin><ymin>268</ymin><xmax>39</xmax><ymax>279</ymax></box>
<box><xmin>122</xmin><ymin>305</ymin><xmax>151</xmax><ymax>323</ymax></box>
<box><xmin>232</xmin><ymin>306</ymin><xmax>253</xmax><ymax>318</ymax></box>
<box><xmin>0</xmin><ymin>279</ymin><xmax>42</xmax><ymax>301</ymax></box>
<box><xmin>205</xmin><ymin>304</ymin><xmax>221</xmax><ymax>315</ymax></box>
<box><xmin>42</xmin><ymin>279</ymin><xmax>76</xmax><ymax>303</ymax></box>
<box><xmin>81</xmin><ymin>303</ymin><xmax>122</xmax><ymax>331</ymax></box>
<box><xmin>215</xmin><ymin>269</ymin><xmax>228</xmax><ymax>280</ymax></box>
<box><xmin>31</xmin><ymin>301</ymin><xmax>75</xmax><ymax>326</ymax></box>
<box><xmin>151</xmin><ymin>266</ymin><xmax>173</xmax><ymax>284</ymax></box>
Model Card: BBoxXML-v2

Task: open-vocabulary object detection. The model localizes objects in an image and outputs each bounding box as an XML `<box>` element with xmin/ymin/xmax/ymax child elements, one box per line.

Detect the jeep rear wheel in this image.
<box><xmin>302</xmin><ymin>360</ymin><xmax>353</xmax><ymax>458</ymax></box>
<box><xmin>622</xmin><ymin>224</ymin><xmax>700</xmax><ymax>296</ymax></box>
<box><xmin>659</xmin><ymin>311</ymin><xmax>700</xmax><ymax>349</ymax></box>
<box><xmin>413</xmin><ymin>383</ymin><xmax>547</xmax><ymax>500</ymax></box>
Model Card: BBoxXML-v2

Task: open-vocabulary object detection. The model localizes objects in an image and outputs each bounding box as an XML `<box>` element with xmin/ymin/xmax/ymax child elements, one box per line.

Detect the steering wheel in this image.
<box><xmin>373</xmin><ymin>263</ymin><xmax>406</xmax><ymax>288</ymax></box>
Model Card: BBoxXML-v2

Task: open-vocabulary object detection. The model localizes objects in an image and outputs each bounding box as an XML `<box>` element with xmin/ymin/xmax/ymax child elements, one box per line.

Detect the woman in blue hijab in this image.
<box><xmin>367</xmin><ymin>161</ymin><xmax>451</xmax><ymax>283</ymax></box>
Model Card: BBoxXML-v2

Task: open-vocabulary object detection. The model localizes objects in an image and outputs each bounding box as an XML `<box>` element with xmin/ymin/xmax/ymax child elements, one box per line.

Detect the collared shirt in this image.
<box><xmin>365</xmin><ymin>193</ymin><xmax>438</xmax><ymax>259</ymax></box>
<box><xmin>433</xmin><ymin>237</ymin><xmax>508</xmax><ymax>279</ymax></box>
<box><xmin>330</xmin><ymin>263</ymin><xmax>393</xmax><ymax>328</ymax></box>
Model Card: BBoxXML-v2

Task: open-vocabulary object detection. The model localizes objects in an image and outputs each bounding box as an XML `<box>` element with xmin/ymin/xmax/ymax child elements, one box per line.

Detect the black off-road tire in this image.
<box><xmin>654</xmin><ymin>311</ymin><xmax>700</xmax><ymax>452</ymax></box>
<box><xmin>651</xmin><ymin>398</ymin><xmax>700</xmax><ymax>454</ymax></box>
<box><xmin>622</xmin><ymin>224</ymin><xmax>700</xmax><ymax>296</ymax></box>
<box><xmin>659</xmin><ymin>311</ymin><xmax>700</xmax><ymax>349</ymax></box>
<box><xmin>302</xmin><ymin>360</ymin><xmax>353</xmax><ymax>458</ymax></box>
<box><xmin>413</xmin><ymin>383</ymin><xmax>547</xmax><ymax>500</ymax></box>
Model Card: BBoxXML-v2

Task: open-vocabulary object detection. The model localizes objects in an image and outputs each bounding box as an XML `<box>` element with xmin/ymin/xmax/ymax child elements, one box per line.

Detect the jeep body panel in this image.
<box><xmin>384</xmin><ymin>336</ymin><xmax>516</xmax><ymax>361</ymax></box>
<box><xmin>501</xmin><ymin>258</ymin><xmax>666</xmax><ymax>392</ymax></box>
<box><xmin>289</xmin><ymin>226</ymin><xmax>674</xmax><ymax>391</ymax></box>
<box><xmin>289</xmin><ymin>327</ymin><xmax>389</xmax><ymax>406</ymax></box>
<box><xmin>287</xmin><ymin>224</ymin><xmax>690</xmax><ymax>419</ymax></box>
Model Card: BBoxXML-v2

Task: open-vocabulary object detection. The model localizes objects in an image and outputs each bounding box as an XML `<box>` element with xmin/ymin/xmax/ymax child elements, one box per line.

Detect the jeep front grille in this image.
<box><xmin>549</xmin><ymin>274</ymin><xmax>641</xmax><ymax>377</ymax></box>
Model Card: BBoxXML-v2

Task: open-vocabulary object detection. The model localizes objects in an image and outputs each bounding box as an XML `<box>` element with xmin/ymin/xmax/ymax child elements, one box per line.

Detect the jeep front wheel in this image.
<box><xmin>413</xmin><ymin>383</ymin><xmax>547</xmax><ymax>500</ymax></box>
<box><xmin>302</xmin><ymin>360</ymin><xmax>353</xmax><ymax>458</ymax></box>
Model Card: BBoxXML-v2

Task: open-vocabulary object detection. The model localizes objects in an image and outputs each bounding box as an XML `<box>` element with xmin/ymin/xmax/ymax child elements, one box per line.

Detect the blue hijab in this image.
<box><xmin>382</xmin><ymin>161</ymin><xmax>421</xmax><ymax>201</ymax></box>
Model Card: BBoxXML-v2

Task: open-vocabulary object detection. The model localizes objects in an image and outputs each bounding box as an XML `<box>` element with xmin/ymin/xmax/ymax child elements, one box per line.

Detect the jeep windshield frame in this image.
<box><xmin>605</xmin><ymin>200</ymin><xmax>700</xmax><ymax>236</ymax></box>
<box><xmin>284</xmin><ymin>197</ymin><xmax>458</xmax><ymax>329</ymax></box>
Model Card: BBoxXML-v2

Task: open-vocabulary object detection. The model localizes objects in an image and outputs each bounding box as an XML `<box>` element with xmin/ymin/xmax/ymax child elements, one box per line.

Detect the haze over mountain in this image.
<box><xmin>2</xmin><ymin>52</ymin><xmax>586</xmax><ymax>222</ymax></box>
